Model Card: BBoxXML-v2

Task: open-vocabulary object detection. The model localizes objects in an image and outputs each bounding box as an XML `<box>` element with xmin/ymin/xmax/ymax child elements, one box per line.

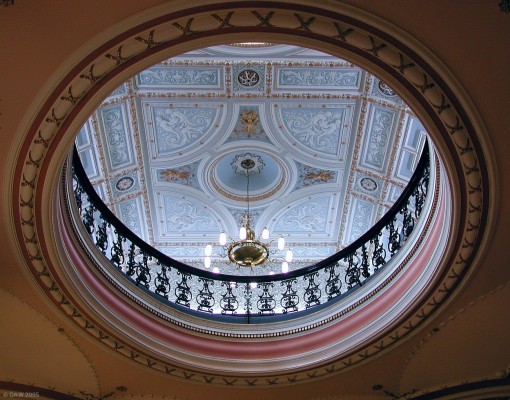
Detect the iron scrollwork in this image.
<box><xmin>70</xmin><ymin>143</ymin><xmax>431</xmax><ymax>320</ymax></box>
<box><xmin>281</xmin><ymin>279</ymin><xmax>299</xmax><ymax>313</ymax></box>
<box><xmin>303</xmin><ymin>272</ymin><xmax>321</xmax><ymax>309</ymax></box>
<box><xmin>197</xmin><ymin>278</ymin><xmax>215</xmax><ymax>313</ymax></box>
<box><xmin>257</xmin><ymin>282</ymin><xmax>276</xmax><ymax>315</ymax></box>
<box><xmin>175</xmin><ymin>271</ymin><xmax>192</xmax><ymax>307</ymax></box>
<box><xmin>325</xmin><ymin>263</ymin><xmax>342</xmax><ymax>300</ymax></box>
<box><xmin>154</xmin><ymin>262</ymin><xmax>171</xmax><ymax>299</ymax></box>
<box><xmin>220</xmin><ymin>281</ymin><xmax>239</xmax><ymax>315</ymax></box>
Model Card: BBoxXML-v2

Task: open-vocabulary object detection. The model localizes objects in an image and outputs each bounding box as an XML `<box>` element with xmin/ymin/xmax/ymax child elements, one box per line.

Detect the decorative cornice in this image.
<box><xmin>64</xmin><ymin>158</ymin><xmax>439</xmax><ymax>339</ymax></box>
<box><xmin>51</xmin><ymin>139</ymin><xmax>442</xmax><ymax>385</ymax></box>
<box><xmin>12</xmin><ymin>1</ymin><xmax>490</xmax><ymax>387</ymax></box>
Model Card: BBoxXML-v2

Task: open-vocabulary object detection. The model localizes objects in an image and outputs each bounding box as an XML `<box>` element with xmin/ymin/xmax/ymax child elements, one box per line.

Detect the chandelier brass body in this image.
<box><xmin>205</xmin><ymin>154</ymin><xmax>290</xmax><ymax>270</ymax></box>
<box><xmin>227</xmin><ymin>227</ymin><xmax>270</xmax><ymax>267</ymax></box>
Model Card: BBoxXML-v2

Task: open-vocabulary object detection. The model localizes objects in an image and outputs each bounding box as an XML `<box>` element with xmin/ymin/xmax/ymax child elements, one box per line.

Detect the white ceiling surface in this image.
<box><xmin>76</xmin><ymin>44</ymin><xmax>427</xmax><ymax>275</ymax></box>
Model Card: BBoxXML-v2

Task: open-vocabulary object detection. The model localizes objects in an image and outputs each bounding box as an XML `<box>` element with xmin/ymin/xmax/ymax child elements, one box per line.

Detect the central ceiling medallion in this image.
<box><xmin>210</xmin><ymin>151</ymin><xmax>285</xmax><ymax>204</ymax></box>
<box><xmin>231</xmin><ymin>152</ymin><xmax>264</xmax><ymax>175</ymax></box>
<box><xmin>237</xmin><ymin>69</ymin><xmax>260</xmax><ymax>87</ymax></box>
<box><xmin>204</xmin><ymin>153</ymin><xmax>292</xmax><ymax>271</ymax></box>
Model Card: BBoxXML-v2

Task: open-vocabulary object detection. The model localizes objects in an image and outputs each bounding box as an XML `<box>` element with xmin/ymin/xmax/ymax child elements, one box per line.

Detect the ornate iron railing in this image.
<box><xmin>70</xmin><ymin>144</ymin><xmax>430</xmax><ymax>321</ymax></box>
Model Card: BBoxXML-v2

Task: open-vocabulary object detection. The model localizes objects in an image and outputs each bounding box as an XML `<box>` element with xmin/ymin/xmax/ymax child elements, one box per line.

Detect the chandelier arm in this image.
<box><xmin>221</xmin><ymin>233</ymin><xmax>236</xmax><ymax>243</ymax></box>
<box><xmin>265</xmin><ymin>235</ymin><xmax>283</xmax><ymax>247</ymax></box>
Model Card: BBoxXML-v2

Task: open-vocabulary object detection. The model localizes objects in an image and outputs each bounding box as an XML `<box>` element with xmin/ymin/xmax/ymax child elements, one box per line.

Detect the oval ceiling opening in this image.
<box><xmin>75</xmin><ymin>42</ymin><xmax>428</xmax><ymax>277</ymax></box>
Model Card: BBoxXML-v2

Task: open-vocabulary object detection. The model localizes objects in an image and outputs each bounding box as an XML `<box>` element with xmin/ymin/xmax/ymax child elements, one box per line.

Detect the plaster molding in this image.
<box><xmin>10</xmin><ymin>1</ymin><xmax>491</xmax><ymax>386</ymax></box>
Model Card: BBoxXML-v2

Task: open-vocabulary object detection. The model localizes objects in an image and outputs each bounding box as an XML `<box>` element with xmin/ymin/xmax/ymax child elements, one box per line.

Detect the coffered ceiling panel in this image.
<box><xmin>76</xmin><ymin>43</ymin><xmax>426</xmax><ymax>273</ymax></box>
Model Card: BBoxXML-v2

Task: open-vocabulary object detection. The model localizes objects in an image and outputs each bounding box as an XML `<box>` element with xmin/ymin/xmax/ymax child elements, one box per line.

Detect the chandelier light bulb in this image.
<box><xmin>250</xmin><ymin>282</ymin><xmax>257</xmax><ymax>289</ymax></box>
<box><xmin>239</xmin><ymin>226</ymin><xmax>247</xmax><ymax>240</ymax></box>
<box><xmin>219</xmin><ymin>232</ymin><xmax>227</xmax><ymax>246</ymax></box>
<box><xmin>204</xmin><ymin>256</ymin><xmax>211</xmax><ymax>268</ymax></box>
<box><xmin>262</xmin><ymin>228</ymin><xmax>270</xmax><ymax>240</ymax></box>
<box><xmin>212</xmin><ymin>267</ymin><xmax>220</xmax><ymax>274</ymax></box>
<box><xmin>278</xmin><ymin>236</ymin><xmax>285</xmax><ymax>251</ymax></box>
<box><xmin>281</xmin><ymin>261</ymin><xmax>289</xmax><ymax>273</ymax></box>
<box><xmin>205</xmin><ymin>244</ymin><xmax>212</xmax><ymax>257</ymax></box>
<box><xmin>285</xmin><ymin>249</ymin><xmax>293</xmax><ymax>262</ymax></box>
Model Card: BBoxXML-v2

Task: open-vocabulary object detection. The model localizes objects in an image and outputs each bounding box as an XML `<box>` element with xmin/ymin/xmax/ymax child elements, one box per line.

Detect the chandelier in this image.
<box><xmin>204</xmin><ymin>153</ymin><xmax>292</xmax><ymax>272</ymax></box>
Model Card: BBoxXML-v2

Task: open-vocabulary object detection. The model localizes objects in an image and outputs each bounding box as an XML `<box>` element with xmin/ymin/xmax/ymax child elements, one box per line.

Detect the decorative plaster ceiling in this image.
<box><xmin>76</xmin><ymin>43</ymin><xmax>427</xmax><ymax>275</ymax></box>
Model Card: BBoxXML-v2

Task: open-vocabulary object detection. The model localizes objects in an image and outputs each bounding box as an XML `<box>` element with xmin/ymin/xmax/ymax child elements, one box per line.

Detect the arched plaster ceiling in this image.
<box><xmin>76</xmin><ymin>43</ymin><xmax>427</xmax><ymax>275</ymax></box>
<box><xmin>9</xmin><ymin>0</ymin><xmax>494</xmax><ymax>390</ymax></box>
<box><xmin>399</xmin><ymin>283</ymin><xmax>510</xmax><ymax>393</ymax></box>
<box><xmin>0</xmin><ymin>290</ymin><xmax>99</xmax><ymax>393</ymax></box>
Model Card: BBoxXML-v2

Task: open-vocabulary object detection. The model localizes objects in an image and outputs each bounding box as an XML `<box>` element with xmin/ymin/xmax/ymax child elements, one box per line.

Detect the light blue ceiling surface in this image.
<box><xmin>76</xmin><ymin>44</ymin><xmax>427</xmax><ymax>275</ymax></box>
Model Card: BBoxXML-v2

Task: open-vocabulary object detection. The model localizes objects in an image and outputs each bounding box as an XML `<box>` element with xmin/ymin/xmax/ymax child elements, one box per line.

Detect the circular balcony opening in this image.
<box><xmin>69</xmin><ymin>43</ymin><xmax>440</xmax><ymax>322</ymax></box>
<box><xmin>13</xmin><ymin>3</ymin><xmax>488</xmax><ymax>383</ymax></box>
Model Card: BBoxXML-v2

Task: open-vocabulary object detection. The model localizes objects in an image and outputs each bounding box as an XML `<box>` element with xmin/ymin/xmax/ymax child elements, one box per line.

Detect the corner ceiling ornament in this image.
<box><xmin>204</xmin><ymin>153</ymin><xmax>292</xmax><ymax>271</ymax></box>
<box><xmin>12</xmin><ymin>1</ymin><xmax>490</xmax><ymax>386</ymax></box>
<box><xmin>237</xmin><ymin>69</ymin><xmax>260</xmax><ymax>87</ymax></box>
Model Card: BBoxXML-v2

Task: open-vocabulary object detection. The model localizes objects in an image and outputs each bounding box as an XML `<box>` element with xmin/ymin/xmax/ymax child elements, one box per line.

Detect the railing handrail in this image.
<box><xmin>72</xmin><ymin>143</ymin><xmax>430</xmax><ymax>285</ymax></box>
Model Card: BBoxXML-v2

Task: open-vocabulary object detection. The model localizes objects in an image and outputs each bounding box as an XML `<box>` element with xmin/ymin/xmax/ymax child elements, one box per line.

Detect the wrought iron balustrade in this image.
<box><xmin>70</xmin><ymin>144</ymin><xmax>431</xmax><ymax>321</ymax></box>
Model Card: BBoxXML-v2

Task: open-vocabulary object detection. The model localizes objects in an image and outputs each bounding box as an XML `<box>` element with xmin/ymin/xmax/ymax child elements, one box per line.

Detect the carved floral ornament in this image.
<box><xmin>14</xmin><ymin>2</ymin><xmax>490</xmax><ymax>386</ymax></box>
